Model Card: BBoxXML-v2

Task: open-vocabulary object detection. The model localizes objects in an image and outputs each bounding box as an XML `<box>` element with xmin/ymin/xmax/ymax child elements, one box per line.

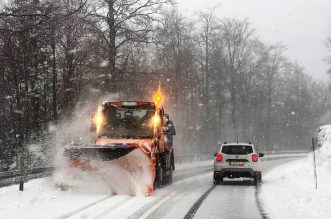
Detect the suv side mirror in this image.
<box><xmin>259</xmin><ymin>153</ymin><xmax>264</xmax><ymax>157</ymax></box>
<box><xmin>214</xmin><ymin>153</ymin><xmax>218</xmax><ymax>157</ymax></box>
<box><xmin>90</xmin><ymin>113</ymin><xmax>96</xmax><ymax>133</ymax></box>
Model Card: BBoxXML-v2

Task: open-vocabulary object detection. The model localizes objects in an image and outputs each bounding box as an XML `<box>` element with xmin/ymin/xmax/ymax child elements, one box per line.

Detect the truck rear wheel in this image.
<box><xmin>155</xmin><ymin>152</ymin><xmax>173</xmax><ymax>187</ymax></box>
<box><xmin>155</xmin><ymin>153</ymin><xmax>166</xmax><ymax>187</ymax></box>
<box><xmin>156</xmin><ymin>163</ymin><xmax>164</xmax><ymax>187</ymax></box>
<box><xmin>171</xmin><ymin>150</ymin><xmax>175</xmax><ymax>171</ymax></box>
<box><xmin>166</xmin><ymin>167</ymin><xmax>173</xmax><ymax>184</ymax></box>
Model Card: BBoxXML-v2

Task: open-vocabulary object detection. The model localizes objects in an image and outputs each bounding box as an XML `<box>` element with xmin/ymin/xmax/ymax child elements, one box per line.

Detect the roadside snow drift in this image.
<box><xmin>261</xmin><ymin>125</ymin><xmax>331</xmax><ymax>218</ymax></box>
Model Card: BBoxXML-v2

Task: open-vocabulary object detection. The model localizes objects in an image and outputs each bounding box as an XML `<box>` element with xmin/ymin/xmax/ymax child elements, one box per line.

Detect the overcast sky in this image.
<box><xmin>177</xmin><ymin>0</ymin><xmax>331</xmax><ymax>80</ymax></box>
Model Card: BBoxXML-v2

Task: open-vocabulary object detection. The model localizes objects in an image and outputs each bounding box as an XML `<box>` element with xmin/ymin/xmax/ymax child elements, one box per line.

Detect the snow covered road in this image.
<box><xmin>192</xmin><ymin>157</ymin><xmax>300</xmax><ymax>219</ymax></box>
<box><xmin>0</xmin><ymin>157</ymin><xmax>303</xmax><ymax>219</ymax></box>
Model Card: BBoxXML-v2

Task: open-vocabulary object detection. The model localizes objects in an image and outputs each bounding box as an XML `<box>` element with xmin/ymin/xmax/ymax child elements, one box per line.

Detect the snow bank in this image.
<box><xmin>261</xmin><ymin>125</ymin><xmax>331</xmax><ymax>218</ymax></box>
<box><xmin>315</xmin><ymin>125</ymin><xmax>331</xmax><ymax>157</ymax></box>
<box><xmin>0</xmin><ymin>178</ymin><xmax>111</xmax><ymax>219</ymax></box>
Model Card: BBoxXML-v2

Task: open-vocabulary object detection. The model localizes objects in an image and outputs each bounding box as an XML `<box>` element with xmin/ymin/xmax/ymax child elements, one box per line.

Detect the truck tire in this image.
<box><xmin>157</xmin><ymin>166</ymin><xmax>164</xmax><ymax>187</ymax></box>
<box><xmin>166</xmin><ymin>167</ymin><xmax>173</xmax><ymax>184</ymax></box>
<box><xmin>155</xmin><ymin>155</ymin><xmax>164</xmax><ymax>187</ymax></box>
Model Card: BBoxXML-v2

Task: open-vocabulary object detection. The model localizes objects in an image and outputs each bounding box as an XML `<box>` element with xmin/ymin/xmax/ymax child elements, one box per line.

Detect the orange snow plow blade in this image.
<box><xmin>96</xmin><ymin>148</ymin><xmax>155</xmax><ymax>195</ymax></box>
<box><xmin>60</xmin><ymin>144</ymin><xmax>155</xmax><ymax>196</ymax></box>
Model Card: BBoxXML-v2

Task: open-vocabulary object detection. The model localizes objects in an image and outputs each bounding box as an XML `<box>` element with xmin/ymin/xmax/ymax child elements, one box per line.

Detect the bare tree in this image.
<box><xmin>154</xmin><ymin>9</ymin><xmax>202</xmax><ymax>154</ymax></box>
<box><xmin>86</xmin><ymin>0</ymin><xmax>172</xmax><ymax>91</ymax></box>
<box><xmin>196</xmin><ymin>6</ymin><xmax>219</xmax><ymax>131</ymax></box>
<box><xmin>326</xmin><ymin>32</ymin><xmax>331</xmax><ymax>74</ymax></box>
<box><xmin>263</xmin><ymin>43</ymin><xmax>286</xmax><ymax>150</ymax></box>
<box><xmin>220</xmin><ymin>19</ymin><xmax>256</xmax><ymax>138</ymax></box>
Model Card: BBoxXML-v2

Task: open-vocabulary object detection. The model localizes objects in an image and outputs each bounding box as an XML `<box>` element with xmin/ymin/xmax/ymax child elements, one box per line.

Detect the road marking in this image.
<box><xmin>91</xmin><ymin>196</ymin><xmax>132</xmax><ymax>219</ymax></box>
<box><xmin>58</xmin><ymin>195</ymin><xmax>112</xmax><ymax>219</ymax></box>
<box><xmin>138</xmin><ymin>191</ymin><xmax>177</xmax><ymax>219</ymax></box>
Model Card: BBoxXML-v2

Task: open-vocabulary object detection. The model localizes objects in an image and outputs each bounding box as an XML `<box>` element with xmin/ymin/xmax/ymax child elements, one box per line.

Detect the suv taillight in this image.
<box><xmin>252</xmin><ymin>154</ymin><xmax>258</xmax><ymax>162</ymax></box>
<box><xmin>216</xmin><ymin>154</ymin><xmax>223</xmax><ymax>162</ymax></box>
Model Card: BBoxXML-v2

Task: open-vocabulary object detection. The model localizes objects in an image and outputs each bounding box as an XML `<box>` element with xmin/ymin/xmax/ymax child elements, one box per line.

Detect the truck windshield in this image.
<box><xmin>102</xmin><ymin>105</ymin><xmax>155</xmax><ymax>138</ymax></box>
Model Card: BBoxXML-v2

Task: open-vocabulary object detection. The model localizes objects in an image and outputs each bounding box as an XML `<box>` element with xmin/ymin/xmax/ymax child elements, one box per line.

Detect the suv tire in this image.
<box><xmin>254</xmin><ymin>176</ymin><xmax>258</xmax><ymax>185</ymax></box>
<box><xmin>254</xmin><ymin>172</ymin><xmax>262</xmax><ymax>185</ymax></box>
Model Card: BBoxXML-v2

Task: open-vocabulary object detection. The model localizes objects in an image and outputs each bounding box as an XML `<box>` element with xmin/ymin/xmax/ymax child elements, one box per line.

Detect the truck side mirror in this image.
<box><xmin>162</xmin><ymin>127</ymin><xmax>169</xmax><ymax>134</ymax></box>
<box><xmin>164</xmin><ymin>114</ymin><xmax>169</xmax><ymax>124</ymax></box>
<box><xmin>90</xmin><ymin>113</ymin><xmax>96</xmax><ymax>133</ymax></box>
<box><xmin>259</xmin><ymin>153</ymin><xmax>264</xmax><ymax>157</ymax></box>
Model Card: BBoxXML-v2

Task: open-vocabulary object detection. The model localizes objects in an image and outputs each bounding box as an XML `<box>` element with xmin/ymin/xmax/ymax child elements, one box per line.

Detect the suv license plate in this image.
<box><xmin>230</xmin><ymin>161</ymin><xmax>244</xmax><ymax>166</ymax></box>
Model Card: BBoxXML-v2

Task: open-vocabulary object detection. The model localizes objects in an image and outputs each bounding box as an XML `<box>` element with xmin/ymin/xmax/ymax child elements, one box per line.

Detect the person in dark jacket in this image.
<box><xmin>164</xmin><ymin>115</ymin><xmax>176</xmax><ymax>170</ymax></box>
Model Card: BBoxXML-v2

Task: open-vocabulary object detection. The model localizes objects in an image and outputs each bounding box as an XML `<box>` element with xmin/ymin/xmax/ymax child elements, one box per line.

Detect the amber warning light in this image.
<box><xmin>95</xmin><ymin>114</ymin><xmax>103</xmax><ymax>126</ymax></box>
<box><xmin>154</xmin><ymin>83</ymin><xmax>163</xmax><ymax>106</ymax></box>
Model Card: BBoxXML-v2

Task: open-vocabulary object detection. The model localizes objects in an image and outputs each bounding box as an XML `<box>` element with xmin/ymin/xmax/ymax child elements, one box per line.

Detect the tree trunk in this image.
<box><xmin>51</xmin><ymin>20</ymin><xmax>57</xmax><ymax>120</ymax></box>
<box><xmin>107</xmin><ymin>0</ymin><xmax>116</xmax><ymax>92</ymax></box>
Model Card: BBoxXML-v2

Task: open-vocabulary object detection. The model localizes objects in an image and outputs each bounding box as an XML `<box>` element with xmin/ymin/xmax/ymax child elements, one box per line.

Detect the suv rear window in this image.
<box><xmin>221</xmin><ymin>145</ymin><xmax>253</xmax><ymax>155</ymax></box>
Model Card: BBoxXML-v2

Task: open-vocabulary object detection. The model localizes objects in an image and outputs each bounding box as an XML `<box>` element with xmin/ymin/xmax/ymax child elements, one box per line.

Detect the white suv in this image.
<box><xmin>213</xmin><ymin>143</ymin><xmax>264</xmax><ymax>185</ymax></box>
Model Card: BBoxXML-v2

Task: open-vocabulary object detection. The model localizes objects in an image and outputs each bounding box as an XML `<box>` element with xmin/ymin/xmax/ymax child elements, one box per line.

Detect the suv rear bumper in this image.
<box><xmin>214</xmin><ymin>168</ymin><xmax>260</xmax><ymax>179</ymax></box>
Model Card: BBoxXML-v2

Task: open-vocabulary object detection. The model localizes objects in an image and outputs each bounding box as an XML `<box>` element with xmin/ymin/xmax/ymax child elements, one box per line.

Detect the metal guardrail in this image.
<box><xmin>0</xmin><ymin>167</ymin><xmax>54</xmax><ymax>188</ymax></box>
<box><xmin>0</xmin><ymin>150</ymin><xmax>309</xmax><ymax>188</ymax></box>
<box><xmin>175</xmin><ymin>150</ymin><xmax>310</xmax><ymax>164</ymax></box>
<box><xmin>175</xmin><ymin>154</ymin><xmax>213</xmax><ymax>164</ymax></box>
<box><xmin>0</xmin><ymin>167</ymin><xmax>54</xmax><ymax>179</ymax></box>
<box><xmin>264</xmin><ymin>150</ymin><xmax>310</xmax><ymax>154</ymax></box>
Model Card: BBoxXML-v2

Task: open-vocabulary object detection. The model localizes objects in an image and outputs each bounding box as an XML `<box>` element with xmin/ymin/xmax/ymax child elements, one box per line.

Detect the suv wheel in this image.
<box><xmin>254</xmin><ymin>172</ymin><xmax>262</xmax><ymax>185</ymax></box>
<box><xmin>213</xmin><ymin>176</ymin><xmax>223</xmax><ymax>185</ymax></box>
<box><xmin>254</xmin><ymin>176</ymin><xmax>258</xmax><ymax>185</ymax></box>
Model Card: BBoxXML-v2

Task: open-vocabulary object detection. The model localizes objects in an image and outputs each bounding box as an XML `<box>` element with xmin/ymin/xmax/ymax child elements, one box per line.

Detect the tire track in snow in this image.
<box><xmin>89</xmin><ymin>196</ymin><xmax>132</xmax><ymax>219</ymax></box>
<box><xmin>138</xmin><ymin>191</ymin><xmax>177</xmax><ymax>219</ymax></box>
<box><xmin>255</xmin><ymin>184</ymin><xmax>269</xmax><ymax>219</ymax></box>
<box><xmin>183</xmin><ymin>185</ymin><xmax>216</xmax><ymax>219</ymax></box>
<box><xmin>58</xmin><ymin>195</ymin><xmax>112</xmax><ymax>218</ymax></box>
<box><xmin>127</xmin><ymin>191</ymin><xmax>177</xmax><ymax>219</ymax></box>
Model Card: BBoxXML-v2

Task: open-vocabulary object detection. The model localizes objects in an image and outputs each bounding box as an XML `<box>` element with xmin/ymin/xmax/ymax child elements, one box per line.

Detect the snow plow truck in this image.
<box><xmin>62</xmin><ymin>98</ymin><xmax>175</xmax><ymax>196</ymax></box>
